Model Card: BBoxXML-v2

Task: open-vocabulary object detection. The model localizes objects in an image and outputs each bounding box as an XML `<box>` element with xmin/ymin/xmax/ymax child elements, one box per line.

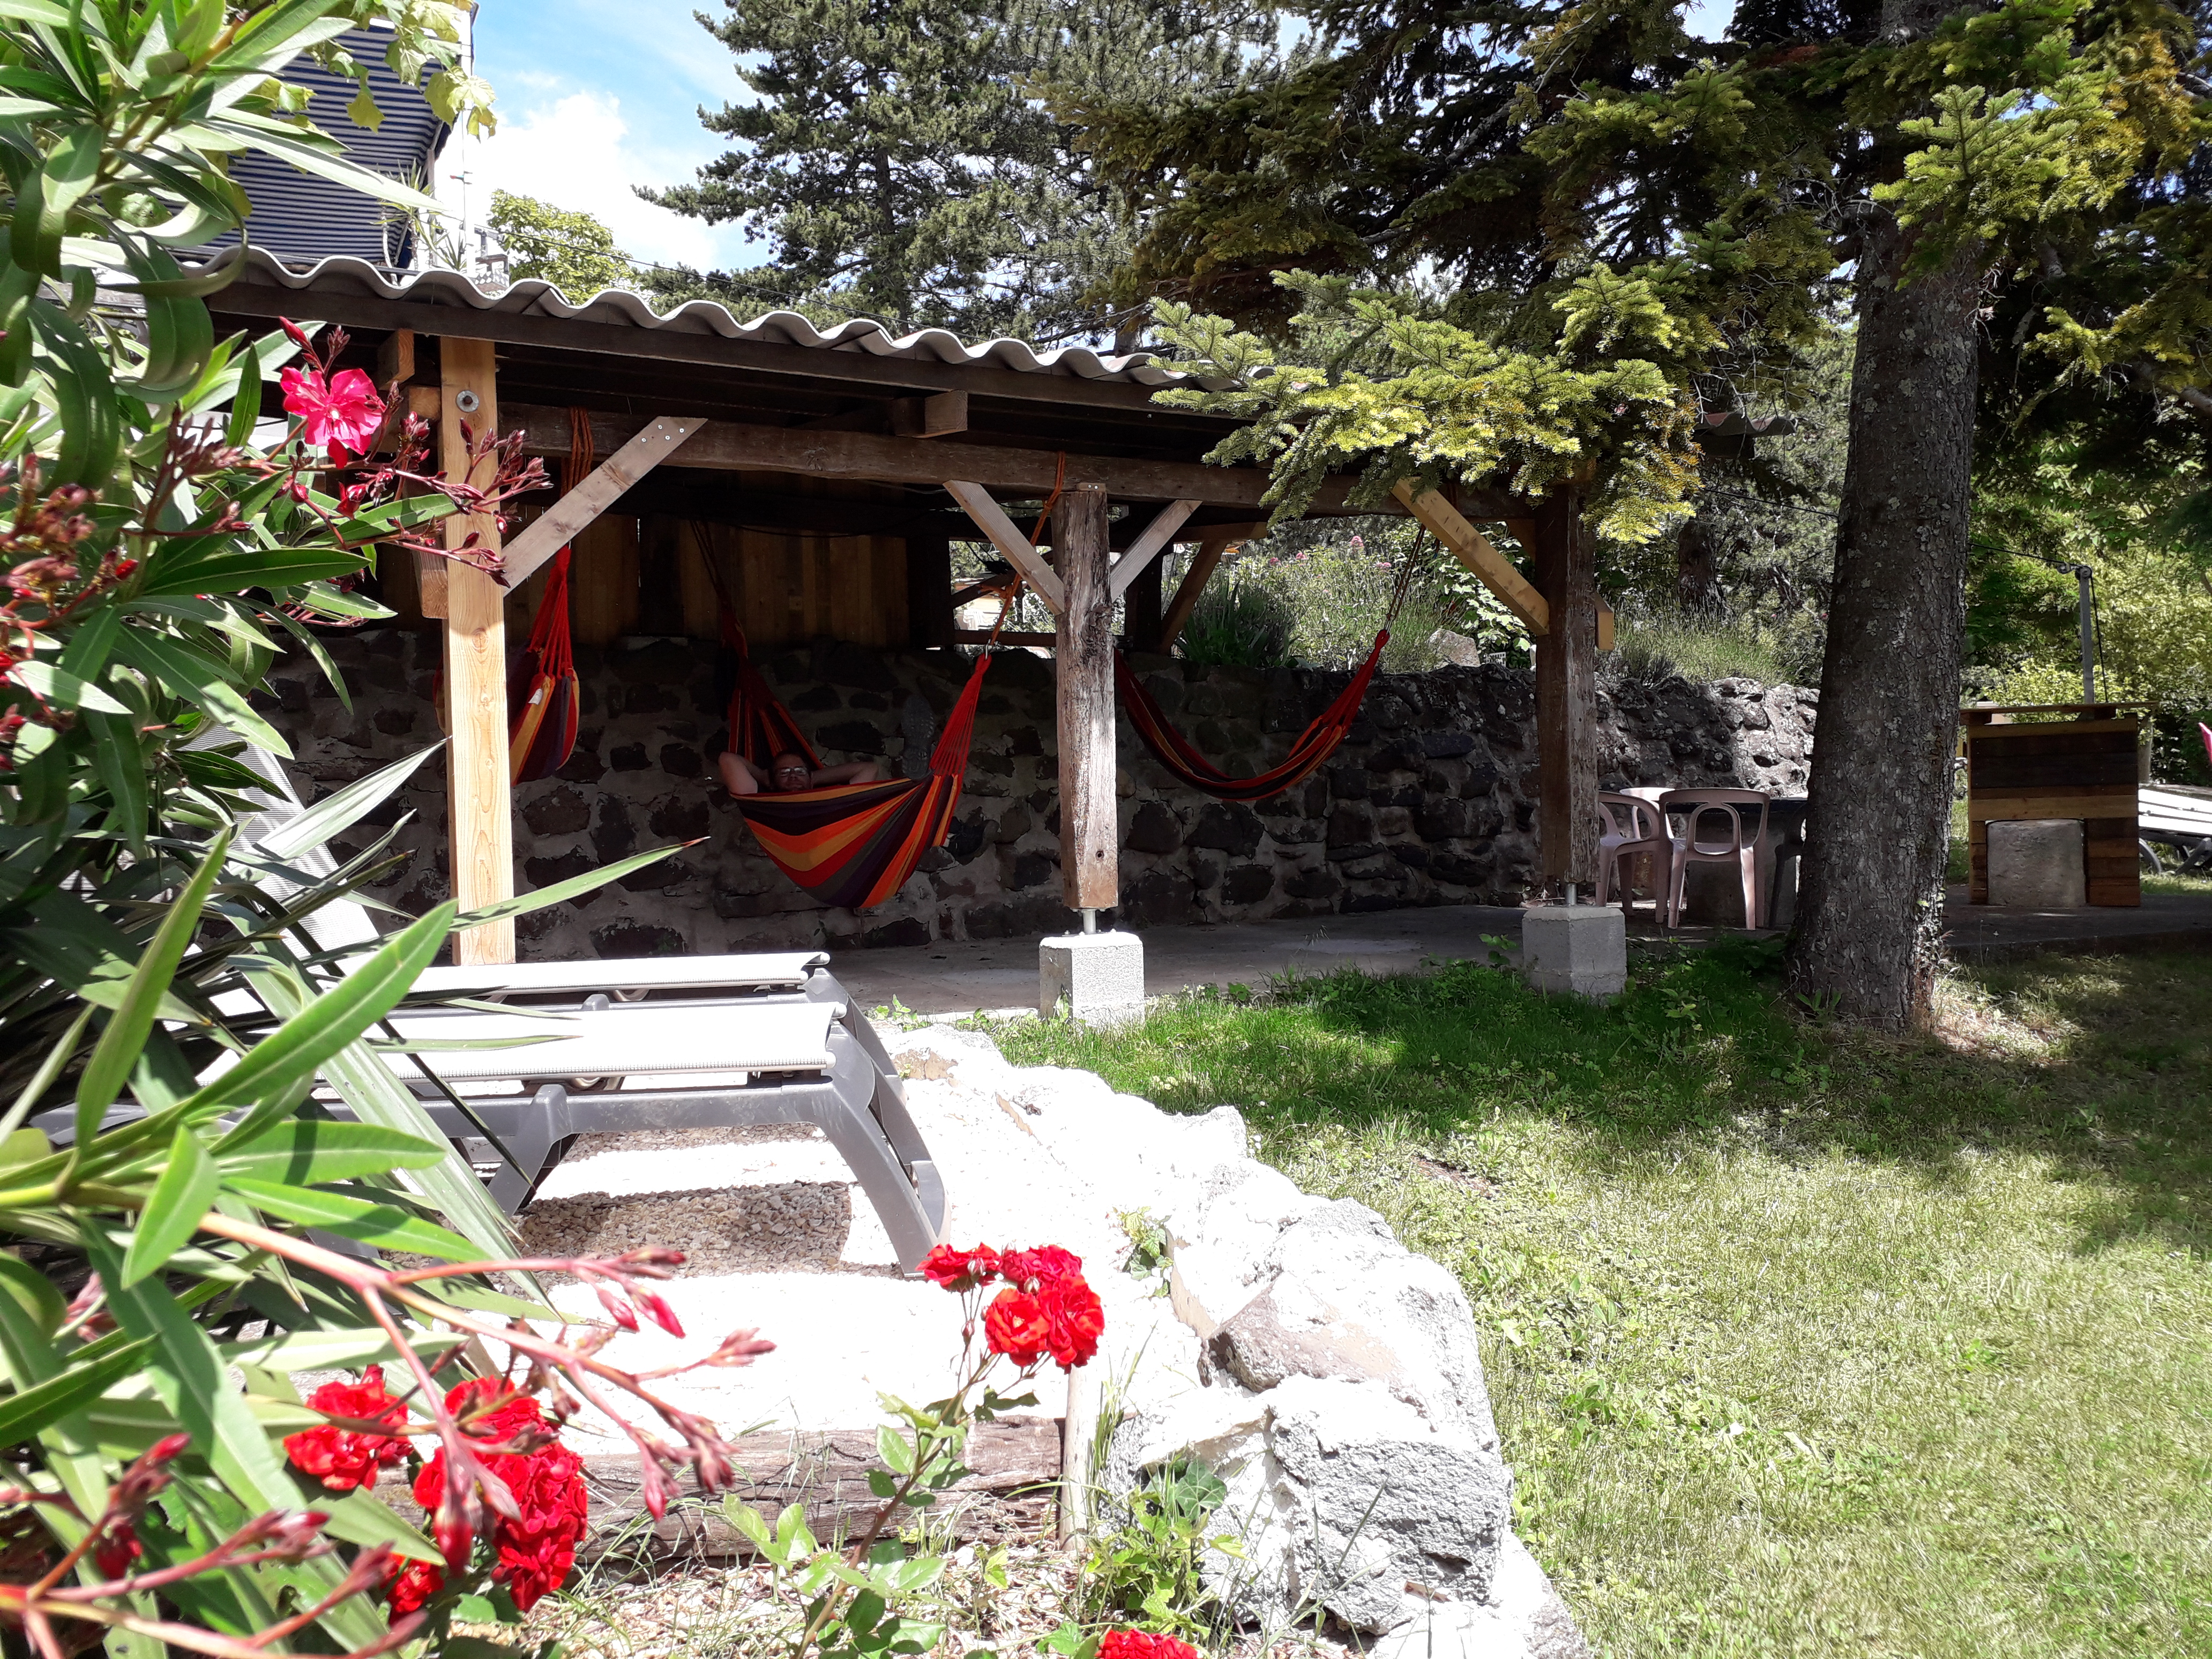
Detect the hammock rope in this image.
<box><xmin>706</xmin><ymin>537</ymin><xmax>1015</xmax><ymax>910</ymax></box>
<box><xmin>1116</xmin><ymin>552</ymin><xmax>1419</xmax><ymax>803</ymax></box>
<box><xmin>506</xmin><ymin>409</ymin><xmax>592</xmax><ymax>783</ymax></box>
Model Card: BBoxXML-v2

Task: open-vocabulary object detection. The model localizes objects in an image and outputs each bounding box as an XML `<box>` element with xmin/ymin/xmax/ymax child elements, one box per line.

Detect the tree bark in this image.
<box><xmin>1787</xmin><ymin>6</ymin><xmax>1985</xmax><ymax>1026</ymax></box>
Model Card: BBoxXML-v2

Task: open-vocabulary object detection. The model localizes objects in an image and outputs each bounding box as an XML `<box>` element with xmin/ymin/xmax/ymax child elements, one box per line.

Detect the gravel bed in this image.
<box><xmin>518</xmin><ymin>1180</ymin><xmax>860</xmax><ymax>1276</ymax></box>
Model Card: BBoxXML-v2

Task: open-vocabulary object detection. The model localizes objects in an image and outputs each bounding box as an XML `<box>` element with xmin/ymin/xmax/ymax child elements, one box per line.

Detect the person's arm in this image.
<box><xmin>718</xmin><ymin>752</ymin><xmax>765</xmax><ymax>796</ymax></box>
<box><xmin>809</xmin><ymin>761</ymin><xmax>882</xmax><ymax>786</ymax></box>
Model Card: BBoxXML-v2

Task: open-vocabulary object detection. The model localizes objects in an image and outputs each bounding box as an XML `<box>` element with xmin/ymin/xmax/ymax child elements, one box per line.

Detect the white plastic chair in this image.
<box><xmin>1596</xmin><ymin>793</ymin><xmax>1669</xmax><ymax>915</ymax></box>
<box><xmin>1657</xmin><ymin>788</ymin><xmax>1772</xmax><ymax>929</ymax></box>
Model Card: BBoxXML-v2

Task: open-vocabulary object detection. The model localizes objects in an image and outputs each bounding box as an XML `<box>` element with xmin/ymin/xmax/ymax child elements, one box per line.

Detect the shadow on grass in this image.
<box><xmin>999</xmin><ymin>938</ymin><xmax>2212</xmax><ymax>1259</ymax></box>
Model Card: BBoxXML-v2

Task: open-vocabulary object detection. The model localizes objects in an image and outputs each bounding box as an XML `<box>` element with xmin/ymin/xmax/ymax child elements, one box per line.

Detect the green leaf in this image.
<box><xmin>0</xmin><ymin>1335</ymin><xmax>155</xmax><ymax>1448</ymax></box>
<box><xmin>0</xmin><ymin>1249</ymin><xmax>66</xmax><ymax>1332</ymax></box>
<box><xmin>10</xmin><ymin>659</ymin><xmax>128</xmax><ymax>713</ymax></box>
<box><xmin>453</xmin><ymin>841</ymin><xmax>697</xmax><ymax>928</ymax></box>
<box><xmin>877</xmin><ymin>1423</ymin><xmax>916</xmax><ymax>1476</ymax></box>
<box><xmin>74</xmin><ymin>831</ymin><xmax>230</xmax><ymax>1147</ymax></box>
<box><xmin>136</xmin><ymin>547</ymin><xmax>369</xmax><ymax>597</ymax></box>
<box><xmin>225</xmin><ymin>1177</ymin><xmax>484</xmax><ymax>1261</ymax></box>
<box><xmin>256</xmin><ymin>744</ymin><xmax>441</xmax><ymax>860</ymax></box>
<box><xmin>109</xmin><ymin>626</ymin><xmax>291</xmax><ymax>756</ymax></box>
<box><xmin>213</xmin><ymin>1118</ymin><xmax>446</xmax><ymax>1182</ymax></box>
<box><xmin>317</xmin><ymin>1486</ymin><xmax>442</xmax><ymax>1564</ymax></box>
<box><xmin>162</xmin><ymin>902</ymin><xmax>453</xmax><ymax>1125</ymax></box>
<box><xmin>121</xmin><ymin>1124</ymin><xmax>221</xmax><ymax>1287</ymax></box>
<box><xmin>867</xmin><ymin>1468</ymin><xmax>898</xmax><ymax>1499</ymax></box>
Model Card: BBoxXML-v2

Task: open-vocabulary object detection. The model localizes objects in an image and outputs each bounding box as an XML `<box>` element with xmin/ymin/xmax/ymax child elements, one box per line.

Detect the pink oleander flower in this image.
<box><xmin>280</xmin><ymin>365</ymin><xmax>386</xmax><ymax>464</ymax></box>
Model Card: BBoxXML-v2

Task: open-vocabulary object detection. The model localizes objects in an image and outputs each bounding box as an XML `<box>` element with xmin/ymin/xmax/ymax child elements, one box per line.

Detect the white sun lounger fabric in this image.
<box><xmin>408</xmin><ymin>952</ymin><xmax>829</xmax><ymax>1002</ymax></box>
<box><xmin>382</xmin><ymin>1002</ymin><xmax>838</xmax><ymax>1083</ymax></box>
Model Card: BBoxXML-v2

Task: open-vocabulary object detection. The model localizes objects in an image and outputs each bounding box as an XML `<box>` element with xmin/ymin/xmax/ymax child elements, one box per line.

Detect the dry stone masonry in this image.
<box><xmin>263</xmin><ymin>629</ymin><xmax>1817</xmax><ymax>959</ymax></box>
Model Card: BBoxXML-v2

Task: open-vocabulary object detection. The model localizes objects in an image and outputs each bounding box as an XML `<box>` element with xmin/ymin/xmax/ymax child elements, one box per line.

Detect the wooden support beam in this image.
<box><xmin>439</xmin><ymin>338</ymin><xmax>515</xmax><ymax>966</ymax></box>
<box><xmin>943</xmin><ymin>481</ymin><xmax>1066</xmax><ymax>615</ymax></box>
<box><xmin>376</xmin><ymin>327</ymin><xmax>415</xmax><ymax>390</ymax></box>
<box><xmin>499</xmin><ymin>415</ymin><xmax>706</xmax><ymax>587</ymax></box>
<box><xmin>507</xmin><ymin>403</ymin><xmax>1394</xmax><ymax>517</ymax></box>
<box><xmin>891</xmin><ymin>391</ymin><xmax>967</xmax><ymax>437</ymax></box>
<box><xmin>1108</xmin><ymin>498</ymin><xmax>1200</xmax><ymax>600</ymax></box>
<box><xmin>1055</xmin><ymin>483</ymin><xmax>1117</xmax><ymax>911</ymax></box>
<box><xmin>1394</xmin><ymin>481</ymin><xmax>1549</xmax><ymax>637</ymax></box>
<box><xmin>1531</xmin><ymin>491</ymin><xmax>1599</xmax><ymax>890</ymax></box>
<box><xmin>1157</xmin><ymin>533</ymin><xmax>1232</xmax><ymax>651</ymax></box>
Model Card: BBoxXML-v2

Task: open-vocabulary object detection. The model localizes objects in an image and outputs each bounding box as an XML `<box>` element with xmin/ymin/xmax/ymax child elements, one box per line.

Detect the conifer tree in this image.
<box><xmin>1081</xmin><ymin>0</ymin><xmax>2209</xmax><ymax>1027</ymax></box>
<box><xmin>639</xmin><ymin>1</ymin><xmax>1272</xmax><ymax>340</ymax></box>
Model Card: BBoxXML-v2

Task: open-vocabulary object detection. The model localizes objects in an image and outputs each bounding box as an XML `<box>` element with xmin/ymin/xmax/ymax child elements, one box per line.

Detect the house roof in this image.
<box><xmin>211</xmin><ymin>249</ymin><xmax>1219</xmax><ymax>394</ymax></box>
<box><xmin>205</xmin><ymin>43</ymin><xmax>450</xmax><ymax>268</ymax></box>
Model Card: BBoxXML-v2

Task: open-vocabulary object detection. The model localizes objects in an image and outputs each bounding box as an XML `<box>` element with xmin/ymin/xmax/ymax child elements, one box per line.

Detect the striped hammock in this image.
<box><xmin>719</xmin><ymin>603</ymin><xmax>991</xmax><ymax>910</ymax></box>
<box><xmin>507</xmin><ymin>410</ymin><xmax>594</xmax><ymax>783</ymax></box>
<box><xmin>1115</xmin><ymin>629</ymin><xmax>1389</xmax><ymax>803</ymax></box>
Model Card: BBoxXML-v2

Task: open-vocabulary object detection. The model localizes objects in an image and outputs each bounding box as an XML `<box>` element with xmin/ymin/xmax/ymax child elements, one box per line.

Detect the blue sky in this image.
<box><xmin>453</xmin><ymin>1</ymin><xmax>1740</xmax><ymax>273</ymax></box>
<box><xmin>451</xmin><ymin>1</ymin><xmax>760</xmax><ymax>270</ymax></box>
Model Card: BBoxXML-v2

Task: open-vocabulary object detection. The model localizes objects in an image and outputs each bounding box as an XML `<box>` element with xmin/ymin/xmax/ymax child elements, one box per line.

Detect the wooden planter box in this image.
<box><xmin>1962</xmin><ymin>704</ymin><xmax>2144</xmax><ymax>907</ymax></box>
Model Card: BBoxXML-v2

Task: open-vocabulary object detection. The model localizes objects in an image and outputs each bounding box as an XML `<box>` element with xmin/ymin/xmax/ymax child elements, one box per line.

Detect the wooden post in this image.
<box><xmin>1531</xmin><ymin>489</ymin><xmax>1599</xmax><ymax>891</ymax></box>
<box><xmin>1122</xmin><ymin>548</ymin><xmax>1162</xmax><ymax>651</ymax></box>
<box><xmin>439</xmin><ymin>337</ymin><xmax>515</xmax><ymax>965</ymax></box>
<box><xmin>906</xmin><ymin>530</ymin><xmax>954</xmax><ymax>648</ymax></box>
<box><xmin>1054</xmin><ymin>483</ymin><xmax>1117</xmax><ymax>913</ymax></box>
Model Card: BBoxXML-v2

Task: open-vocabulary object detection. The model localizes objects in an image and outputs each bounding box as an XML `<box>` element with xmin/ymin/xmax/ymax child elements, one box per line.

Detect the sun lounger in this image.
<box><xmin>377</xmin><ymin>967</ymin><xmax>946</xmax><ymax>1269</ymax></box>
<box><xmin>85</xmin><ymin>739</ymin><xmax>951</xmax><ymax>1272</ymax></box>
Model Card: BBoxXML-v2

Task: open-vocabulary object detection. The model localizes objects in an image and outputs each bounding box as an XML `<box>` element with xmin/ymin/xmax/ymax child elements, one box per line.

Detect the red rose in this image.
<box><xmin>1036</xmin><ymin>1273</ymin><xmax>1104</xmax><ymax>1370</ymax></box>
<box><xmin>409</xmin><ymin>1379</ymin><xmax>588</xmax><ymax>1612</ymax></box>
<box><xmin>920</xmin><ymin>1243</ymin><xmax>1002</xmax><ymax>1291</ymax></box>
<box><xmin>1099</xmin><ymin>1632</ymin><xmax>1199</xmax><ymax>1659</ymax></box>
<box><xmin>999</xmin><ymin>1245</ymin><xmax>1082</xmax><ymax>1290</ymax></box>
<box><xmin>982</xmin><ymin>1288</ymin><xmax>1050</xmax><ymax>1367</ymax></box>
<box><xmin>285</xmin><ymin>1365</ymin><xmax>409</xmax><ymax>1492</ymax></box>
<box><xmin>387</xmin><ymin>1558</ymin><xmax>445</xmax><ymax>1617</ymax></box>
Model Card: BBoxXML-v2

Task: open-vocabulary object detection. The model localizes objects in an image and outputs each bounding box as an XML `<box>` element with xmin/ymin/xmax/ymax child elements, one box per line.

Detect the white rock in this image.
<box><xmin>1366</xmin><ymin>1534</ymin><xmax>1594</xmax><ymax>1659</ymax></box>
<box><xmin>1168</xmin><ymin>1160</ymin><xmax>1327</xmax><ymax>1335</ymax></box>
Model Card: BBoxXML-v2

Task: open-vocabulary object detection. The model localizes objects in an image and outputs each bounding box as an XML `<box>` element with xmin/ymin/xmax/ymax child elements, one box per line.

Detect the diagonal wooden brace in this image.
<box><xmin>1108</xmin><ymin>498</ymin><xmax>1200</xmax><ymax>599</ymax></box>
<box><xmin>943</xmin><ymin>481</ymin><xmax>1067</xmax><ymax>615</ymax></box>
<box><xmin>501</xmin><ymin>415</ymin><xmax>707</xmax><ymax>587</ymax></box>
<box><xmin>1393</xmin><ymin>480</ymin><xmax>1550</xmax><ymax>637</ymax></box>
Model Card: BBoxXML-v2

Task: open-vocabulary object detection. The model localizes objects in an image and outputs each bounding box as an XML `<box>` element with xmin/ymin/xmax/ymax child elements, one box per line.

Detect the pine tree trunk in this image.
<box><xmin>1785</xmin><ymin>104</ymin><xmax>1985</xmax><ymax>1027</ymax></box>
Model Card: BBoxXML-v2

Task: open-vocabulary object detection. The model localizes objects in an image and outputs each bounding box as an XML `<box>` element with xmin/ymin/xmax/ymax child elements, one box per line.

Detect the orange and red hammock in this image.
<box><xmin>713</xmin><ymin>567</ymin><xmax>995</xmax><ymax>911</ymax></box>
<box><xmin>506</xmin><ymin>412</ymin><xmax>593</xmax><ymax>783</ymax></box>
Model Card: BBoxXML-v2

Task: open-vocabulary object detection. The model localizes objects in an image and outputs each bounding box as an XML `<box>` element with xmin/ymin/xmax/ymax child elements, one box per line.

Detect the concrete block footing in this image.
<box><xmin>1040</xmin><ymin>930</ymin><xmax>1146</xmax><ymax>1027</ymax></box>
<box><xmin>1988</xmin><ymin>819</ymin><xmax>2086</xmax><ymax>908</ymax></box>
<box><xmin>1521</xmin><ymin>903</ymin><xmax>1627</xmax><ymax>1000</ymax></box>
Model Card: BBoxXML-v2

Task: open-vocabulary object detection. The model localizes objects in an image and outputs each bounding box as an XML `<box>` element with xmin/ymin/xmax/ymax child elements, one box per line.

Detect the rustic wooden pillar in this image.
<box><xmin>1122</xmin><ymin>544</ymin><xmax>1163</xmax><ymax>651</ymax></box>
<box><xmin>1531</xmin><ymin>489</ymin><xmax>1600</xmax><ymax>890</ymax></box>
<box><xmin>906</xmin><ymin>530</ymin><xmax>954</xmax><ymax>648</ymax></box>
<box><xmin>1053</xmin><ymin>483</ymin><xmax>1117</xmax><ymax>912</ymax></box>
<box><xmin>438</xmin><ymin>337</ymin><xmax>515</xmax><ymax>965</ymax></box>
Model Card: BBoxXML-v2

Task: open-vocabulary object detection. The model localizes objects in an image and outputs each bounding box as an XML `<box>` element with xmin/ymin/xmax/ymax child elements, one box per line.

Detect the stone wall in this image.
<box><xmin>263</xmin><ymin>627</ymin><xmax>1817</xmax><ymax>960</ymax></box>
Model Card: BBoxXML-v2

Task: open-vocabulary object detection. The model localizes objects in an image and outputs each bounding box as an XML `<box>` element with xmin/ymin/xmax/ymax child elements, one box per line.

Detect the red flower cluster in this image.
<box><xmin>1099</xmin><ymin>1631</ymin><xmax>1200</xmax><ymax>1659</ymax></box>
<box><xmin>280</xmin><ymin>364</ymin><xmax>386</xmax><ymax>465</ymax></box>
<box><xmin>402</xmin><ymin>1379</ymin><xmax>588</xmax><ymax>1613</ymax></box>
<box><xmin>284</xmin><ymin>1365</ymin><xmax>410</xmax><ymax>1492</ymax></box>
<box><xmin>918</xmin><ymin>1241</ymin><xmax>1103</xmax><ymax>1372</ymax></box>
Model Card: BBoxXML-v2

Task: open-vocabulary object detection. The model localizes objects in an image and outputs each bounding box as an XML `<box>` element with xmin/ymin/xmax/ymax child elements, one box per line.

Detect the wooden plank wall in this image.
<box><xmin>1964</xmin><ymin>716</ymin><xmax>2140</xmax><ymax>907</ymax></box>
<box><xmin>380</xmin><ymin>498</ymin><xmax>909</xmax><ymax>651</ymax></box>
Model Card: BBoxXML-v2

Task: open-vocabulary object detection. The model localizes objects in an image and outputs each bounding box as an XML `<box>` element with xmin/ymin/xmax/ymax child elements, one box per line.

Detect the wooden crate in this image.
<box><xmin>1962</xmin><ymin>705</ymin><xmax>2144</xmax><ymax>907</ymax></box>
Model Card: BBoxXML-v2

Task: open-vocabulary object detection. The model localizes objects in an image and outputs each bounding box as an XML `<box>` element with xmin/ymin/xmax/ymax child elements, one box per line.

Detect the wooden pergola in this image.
<box><xmin>213</xmin><ymin>255</ymin><xmax>1612</xmax><ymax>964</ymax></box>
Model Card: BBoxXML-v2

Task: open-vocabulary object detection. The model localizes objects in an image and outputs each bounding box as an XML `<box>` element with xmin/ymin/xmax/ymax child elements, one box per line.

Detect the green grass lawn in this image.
<box><xmin>996</xmin><ymin>943</ymin><xmax>2212</xmax><ymax>1658</ymax></box>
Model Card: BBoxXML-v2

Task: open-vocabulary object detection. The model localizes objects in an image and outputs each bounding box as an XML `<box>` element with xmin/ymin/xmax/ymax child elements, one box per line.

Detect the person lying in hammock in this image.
<box><xmin>719</xmin><ymin>749</ymin><xmax>884</xmax><ymax>796</ymax></box>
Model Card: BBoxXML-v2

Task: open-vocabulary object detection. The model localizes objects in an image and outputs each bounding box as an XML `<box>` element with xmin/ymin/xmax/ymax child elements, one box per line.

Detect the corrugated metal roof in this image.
<box><xmin>204</xmin><ymin>32</ymin><xmax>449</xmax><ymax>268</ymax></box>
<box><xmin>216</xmin><ymin>247</ymin><xmax>1217</xmax><ymax>389</ymax></box>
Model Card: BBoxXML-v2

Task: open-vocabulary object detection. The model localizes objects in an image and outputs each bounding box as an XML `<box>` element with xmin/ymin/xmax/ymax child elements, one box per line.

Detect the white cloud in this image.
<box><xmin>444</xmin><ymin>90</ymin><xmax>756</xmax><ymax>272</ymax></box>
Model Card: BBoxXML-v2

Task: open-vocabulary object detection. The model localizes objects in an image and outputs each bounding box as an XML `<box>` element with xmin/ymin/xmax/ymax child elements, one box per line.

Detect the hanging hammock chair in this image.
<box><xmin>1115</xmin><ymin>556</ymin><xmax>1416</xmax><ymax>802</ymax></box>
<box><xmin>705</xmin><ymin>534</ymin><xmax>1003</xmax><ymax>911</ymax></box>
<box><xmin>506</xmin><ymin>410</ymin><xmax>594</xmax><ymax>783</ymax></box>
